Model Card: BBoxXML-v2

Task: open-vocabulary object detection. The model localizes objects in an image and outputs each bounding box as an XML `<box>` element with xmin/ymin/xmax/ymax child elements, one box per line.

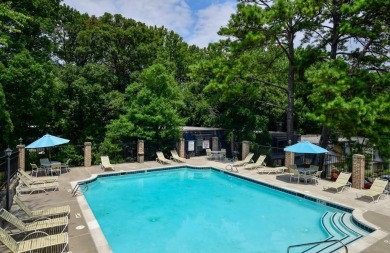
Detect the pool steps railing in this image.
<box><xmin>288</xmin><ymin>211</ymin><xmax>369</xmax><ymax>252</ymax></box>
<box><xmin>72</xmin><ymin>183</ymin><xmax>88</xmax><ymax>197</ymax></box>
<box><xmin>287</xmin><ymin>239</ymin><xmax>348</xmax><ymax>253</ymax></box>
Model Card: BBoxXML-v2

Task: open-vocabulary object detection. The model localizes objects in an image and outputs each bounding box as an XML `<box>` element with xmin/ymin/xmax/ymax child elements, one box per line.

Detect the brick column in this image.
<box><xmin>242</xmin><ymin>141</ymin><xmax>250</xmax><ymax>160</ymax></box>
<box><xmin>137</xmin><ymin>140</ymin><xmax>144</xmax><ymax>163</ymax></box>
<box><xmin>84</xmin><ymin>142</ymin><xmax>92</xmax><ymax>167</ymax></box>
<box><xmin>17</xmin><ymin>144</ymin><xmax>25</xmax><ymax>171</ymax></box>
<box><xmin>285</xmin><ymin>152</ymin><xmax>295</xmax><ymax>172</ymax></box>
<box><xmin>352</xmin><ymin>154</ymin><xmax>365</xmax><ymax>189</ymax></box>
<box><xmin>212</xmin><ymin>137</ymin><xmax>219</xmax><ymax>151</ymax></box>
<box><xmin>179</xmin><ymin>138</ymin><xmax>185</xmax><ymax>158</ymax></box>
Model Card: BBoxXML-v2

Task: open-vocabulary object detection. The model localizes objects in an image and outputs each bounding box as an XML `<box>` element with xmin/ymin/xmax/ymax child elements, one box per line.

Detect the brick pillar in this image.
<box><xmin>285</xmin><ymin>152</ymin><xmax>295</xmax><ymax>172</ymax></box>
<box><xmin>352</xmin><ymin>154</ymin><xmax>365</xmax><ymax>189</ymax></box>
<box><xmin>137</xmin><ymin>140</ymin><xmax>144</xmax><ymax>163</ymax></box>
<box><xmin>179</xmin><ymin>138</ymin><xmax>185</xmax><ymax>158</ymax></box>
<box><xmin>84</xmin><ymin>142</ymin><xmax>92</xmax><ymax>167</ymax></box>
<box><xmin>17</xmin><ymin>144</ymin><xmax>25</xmax><ymax>171</ymax></box>
<box><xmin>242</xmin><ymin>141</ymin><xmax>250</xmax><ymax>160</ymax></box>
<box><xmin>212</xmin><ymin>137</ymin><xmax>219</xmax><ymax>151</ymax></box>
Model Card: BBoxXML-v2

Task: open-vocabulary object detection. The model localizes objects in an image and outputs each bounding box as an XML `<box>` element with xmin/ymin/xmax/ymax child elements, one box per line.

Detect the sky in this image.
<box><xmin>62</xmin><ymin>0</ymin><xmax>237</xmax><ymax>48</ymax></box>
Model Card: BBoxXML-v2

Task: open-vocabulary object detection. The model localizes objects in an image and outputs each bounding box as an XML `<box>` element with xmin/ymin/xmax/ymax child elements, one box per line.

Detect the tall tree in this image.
<box><xmin>219</xmin><ymin>0</ymin><xmax>320</xmax><ymax>144</ymax></box>
<box><xmin>305</xmin><ymin>0</ymin><xmax>390</xmax><ymax>149</ymax></box>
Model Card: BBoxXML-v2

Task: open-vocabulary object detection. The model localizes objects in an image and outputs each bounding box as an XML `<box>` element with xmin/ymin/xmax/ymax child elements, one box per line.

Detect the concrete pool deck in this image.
<box><xmin>2</xmin><ymin>156</ymin><xmax>389</xmax><ymax>253</ymax></box>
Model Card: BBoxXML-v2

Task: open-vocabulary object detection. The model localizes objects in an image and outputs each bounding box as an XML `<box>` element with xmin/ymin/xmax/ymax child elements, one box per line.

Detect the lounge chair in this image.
<box><xmin>356</xmin><ymin>178</ymin><xmax>389</xmax><ymax>202</ymax></box>
<box><xmin>245</xmin><ymin>155</ymin><xmax>266</xmax><ymax>170</ymax></box>
<box><xmin>257</xmin><ymin>166</ymin><xmax>287</xmax><ymax>174</ymax></box>
<box><xmin>323</xmin><ymin>172</ymin><xmax>352</xmax><ymax>193</ymax></box>
<box><xmin>16</xmin><ymin>176</ymin><xmax>59</xmax><ymax>195</ymax></box>
<box><xmin>13</xmin><ymin>195</ymin><xmax>70</xmax><ymax>219</ymax></box>
<box><xmin>156</xmin><ymin>152</ymin><xmax>171</xmax><ymax>164</ymax></box>
<box><xmin>0</xmin><ymin>208</ymin><xmax>68</xmax><ymax>235</ymax></box>
<box><xmin>225</xmin><ymin>153</ymin><xmax>254</xmax><ymax>172</ymax></box>
<box><xmin>18</xmin><ymin>169</ymin><xmax>58</xmax><ymax>184</ymax></box>
<box><xmin>170</xmin><ymin>150</ymin><xmax>186</xmax><ymax>163</ymax></box>
<box><xmin>0</xmin><ymin>226</ymin><xmax>69</xmax><ymax>253</ymax></box>
<box><xmin>101</xmin><ymin>156</ymin><xmax>115</xmax><ymax>171</ymax></box>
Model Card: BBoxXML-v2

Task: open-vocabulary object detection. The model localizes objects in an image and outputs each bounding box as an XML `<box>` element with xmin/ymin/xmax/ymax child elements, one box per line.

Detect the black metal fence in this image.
<box><xmin>0</xmin><ymin>150</ymin><xmax>19</xmax><ymax>210</ymax></box>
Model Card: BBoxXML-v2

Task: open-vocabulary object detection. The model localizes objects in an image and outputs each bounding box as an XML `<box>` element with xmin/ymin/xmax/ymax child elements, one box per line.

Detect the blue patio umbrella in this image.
<box><xmin>284</xmin><ymin>141</ymin><xmax>328</xmax><ymax>154</ymax></box>
<box><xmin>26</xmin><ymin>134</ymin><xmax>69</xmax><ymax>149</ymax></box>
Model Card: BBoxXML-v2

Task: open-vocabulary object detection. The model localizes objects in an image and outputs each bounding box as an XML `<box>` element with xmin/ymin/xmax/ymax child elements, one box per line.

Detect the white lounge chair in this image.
<box><xmin>18</xmin><ymin>169</ymin><xmax>58</xmax><ymax>184</ymax></box>
<box><xmin>0</xmin><ymin>208</ymin><xmax>68</xmax><ymax>235</ymax></box>
<box><xmin>323</xmin><ymin>172</ymin><xmax>352</xmax><ymax>193</ymax></box>
<box><xmin>225</xmin><ymin>153</ymin><xmax>254</xmax><ymax>172</ymax></box>
<box><xmin>101</xmin><ymin>156</ymin><xmax>115</xmax><ymax>171</ymax></box>
<box><xmin>16</xmin><ymin>176</ymin><xmax>59</xmax><ymax>195</ymax></box>
<box><xmin>13</xmin><ymin>195</ymin><xmax>70</xmax><ymax>219</ymax></box>
<box><xmin>356</xmin><ymin>178</ymin><xmax>389</xmax><ymax>202</ymax></box>
<box><xmin>170</xmin><ymin>150</ymin><xmax>186</xmax><ymax>163</ymax></box>
<box><xmin>0</xmin><ymin>226</ymin><xmax>69</xmax><ymax>253</ymax></box>
<box><xmin>156</xmin><ymin>152</ymin><xmax>171</xmax><ymax>164</ymax></box>
<box><xmin>245</xmin><ymin>155</ymin><xmax>266</xmax><ymax>170</ymax></box>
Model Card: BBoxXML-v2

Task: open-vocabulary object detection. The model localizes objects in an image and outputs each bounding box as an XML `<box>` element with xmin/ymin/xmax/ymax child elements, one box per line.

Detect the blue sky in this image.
<box><xmin>62</xmin><ymin>0</ymin><xmax>237</xmax><ymax>48</ymax></box>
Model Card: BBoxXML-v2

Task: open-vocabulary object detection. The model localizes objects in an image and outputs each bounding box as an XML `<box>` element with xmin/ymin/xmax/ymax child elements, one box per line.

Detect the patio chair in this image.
<box><xmin>30</xmin><ymin>163</ymin><xmax>47</xmax><ymax>177</ymax></box>
<box><xmin>323</xmin><ymin>172</ymin><xmax>352</xmax><ymax>193</ymax></box>
<box><xmin>0</xmin><ymin>227</ymin><xmax>69</xmax><ymax>253</ymax></box>
<box><xmin>101</xmin><ymin>156</ymin><xmax>115</xmax><ymax>171</ymax></box>
<box><xmin>310</xmin><ymin>170</ymin><xmax>323</xmax><ymax>185</ymax></box>
<box><xmin>18</xmin><ymin>169</ymin><xmax>58</xmax><ymax>184</ymax></box>
<box><xmin>13</xmin><ymin>195</ymin><xmax>70</xmax><ymax>219</ymax></box>
<box><xmin>170</xmin><ymin>150</ymin><xmax>186</xmax><ymax>163</ymax></box>
<box><xmin>225</xmin><ymin>153</ymin><xmax>254</xmax><ymax>172</ymax></box>
<box><xmin>356</xmin><ymin>178</ymin><xmax>389</xmax><ymax>203</ymax></box>
<box><xmin>245</xmin><ymin>155</ymin><xmax>266</xmax><ymax>170</ymax></box>
<box><xmin>61</xmin><ymin>159</ymin><xmax>71</xmax><ymax>173</ymax></box>
<box><xmin>0</xmin><ymin>208</ymin><xmax>68</xmax><ymax>235</ymax></box>
<box><xmin>156</xmin><ymin>152</ymin><xmax>171</xmax><ymax>165</ymax></box>
<box><xmin>205</xmin><ymin>148</ymin><xmax>213</xmax><ymax>160</ymax></box>
<box><xmin>49</xmin><ymin>162</ymin><xmax>62</xmax><ymax>176</ymax></box>
<box><xmin>16</xmin><ymin>176</ymin><xmax>59</xmax><ymax>195</ymax></box>
<box><xmin>220</xmin><ymin>148</ymin><xmax>227</xmax><ymax>160</ymax></box>
<box><xmin>289</xmin><ymin>168</ymin><xmax>301</xmax><ymax>183</ymax></box>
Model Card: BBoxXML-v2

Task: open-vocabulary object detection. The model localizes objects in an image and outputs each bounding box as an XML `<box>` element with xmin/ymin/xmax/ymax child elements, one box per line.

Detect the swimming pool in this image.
<box><xmin>81</xmin><ymin>167</ymin><xmax>371</xmax><ymax>252</ymax></box>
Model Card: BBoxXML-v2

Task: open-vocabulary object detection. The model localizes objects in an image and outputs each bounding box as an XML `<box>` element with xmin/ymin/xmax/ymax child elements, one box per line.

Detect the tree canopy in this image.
<box><xmin>0</xmin><ymin>0</ymin><xmax>388</xmax><ymax>160</ymax></box>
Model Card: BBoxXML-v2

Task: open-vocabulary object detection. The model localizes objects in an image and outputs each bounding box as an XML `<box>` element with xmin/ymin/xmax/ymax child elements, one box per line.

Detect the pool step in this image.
<box><xmin>302</xmin><ymin>212</ymin><xmax>368</xmax><ymax>253</ymax></box>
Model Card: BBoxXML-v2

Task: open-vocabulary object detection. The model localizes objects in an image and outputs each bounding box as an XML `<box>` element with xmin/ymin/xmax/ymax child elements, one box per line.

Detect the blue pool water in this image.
<box><xmin>83</xmin><ymin>168</ymin><xmax>354</xmax><ymax>252</ymax></box>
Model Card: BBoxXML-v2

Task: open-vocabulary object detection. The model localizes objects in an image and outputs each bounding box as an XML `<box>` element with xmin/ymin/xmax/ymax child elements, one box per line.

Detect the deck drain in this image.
<box><xmin>76</xmin><ymin>225</ymin><xmax>85</xmax><ymax>230</ymax></box>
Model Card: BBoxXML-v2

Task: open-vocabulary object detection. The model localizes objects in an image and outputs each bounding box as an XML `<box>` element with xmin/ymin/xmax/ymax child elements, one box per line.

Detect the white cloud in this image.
<box><xmin>62</xmin><ymin>0</ymin><xmax>236</xmax><ymax>48</ymax></box>
<box><xmin>187</xmin><ymin>2</ymin><xmax>236</xmax><ymax>48</ymax></box>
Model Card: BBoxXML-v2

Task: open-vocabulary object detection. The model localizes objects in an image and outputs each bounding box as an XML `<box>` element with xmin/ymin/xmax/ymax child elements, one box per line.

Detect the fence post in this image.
<box><xmin>137</xmin><ymin>140</ymin><xmax>144</xmax><ymax>163</ymax></box>
<box><xmin>352</xmin><ymin>154</ymin><xmax>365</xmax><ymax>189</ymax></box>
<box><xmin>84</xmin><ymin>142</ymin><xmax>92</xmax><ymax>167</ymax></box>
<box><xmin>242</xmin><ymin>141</ymin><xmax>250</xmax><ymax>160</ymax></box>
<box><xmin>17</xmin><ymin>144</ymin><xmax>25</xmax><ymax>171</ymax></box>
<box><xmin>285</xmin><ymin>152</ymin><xmax>295</xmax><ymax>172</ymax></box>
<box><xmin>179</xmin><ymin>138</ymin><xmax>185</xmax><ymax>158</ymax></box>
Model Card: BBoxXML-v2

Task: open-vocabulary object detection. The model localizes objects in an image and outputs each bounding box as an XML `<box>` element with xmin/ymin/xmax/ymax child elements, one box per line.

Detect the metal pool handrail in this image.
<box><xmin>287</xmin><ymin>239</ymin><xmax>348</xmax><ymax>253</ymax></box>
<box><xmin>72</xmin><ymin>183</ymin><xmax>88</xmax><ymax>197</ymax></box>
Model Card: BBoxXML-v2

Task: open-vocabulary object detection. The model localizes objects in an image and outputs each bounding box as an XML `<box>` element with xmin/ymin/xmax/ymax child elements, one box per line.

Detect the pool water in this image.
<box><xmin>83</xmin><ymin>168</ymin><xmax>347</xmax><ymax>252</ymax></box>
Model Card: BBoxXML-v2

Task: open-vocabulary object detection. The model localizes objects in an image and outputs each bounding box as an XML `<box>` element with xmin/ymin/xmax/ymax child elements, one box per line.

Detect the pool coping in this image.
<box><xmin>71</xmin><ymin>165</ymin><xmax>384</xmax><ymax>253</ymax></box>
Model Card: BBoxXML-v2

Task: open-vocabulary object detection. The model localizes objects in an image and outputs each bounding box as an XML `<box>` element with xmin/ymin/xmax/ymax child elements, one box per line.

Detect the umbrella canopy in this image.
<box><xmin>26</xmin><ymin>134</ymin><xmax>69</xmax><ymax>149</ymax></box>
<box><xmin>284</xmin><ymin>141</ymin><xmax>328</xmax><ymax>154</ymax></box>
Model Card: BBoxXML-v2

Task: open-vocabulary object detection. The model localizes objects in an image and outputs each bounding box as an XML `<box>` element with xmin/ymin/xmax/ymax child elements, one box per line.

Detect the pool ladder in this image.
<box><xmin>72</xmin><ymin>183</ymin><xmax>88</xmax><ymax>197</ymax></box>
<box><xmin>287</xmin><ymin>239</ymin><xmax>348</xmax><ymax>252</ymax></box>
